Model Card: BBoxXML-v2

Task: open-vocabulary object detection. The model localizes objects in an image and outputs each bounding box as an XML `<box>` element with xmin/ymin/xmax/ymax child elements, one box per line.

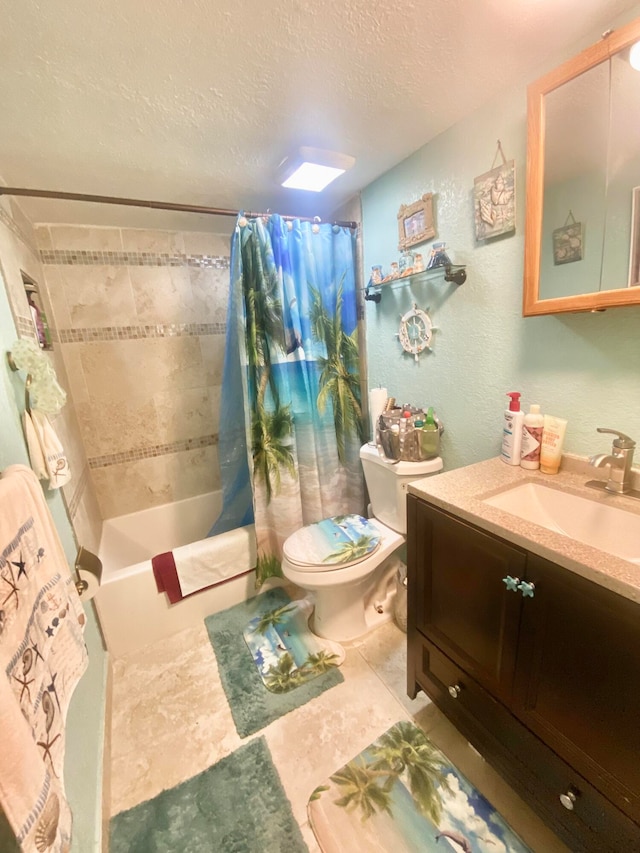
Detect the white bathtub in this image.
<box><xmin>95</xmin><ymin>491</ymin><xmax>257</xmax><ymax>658</ymax></box>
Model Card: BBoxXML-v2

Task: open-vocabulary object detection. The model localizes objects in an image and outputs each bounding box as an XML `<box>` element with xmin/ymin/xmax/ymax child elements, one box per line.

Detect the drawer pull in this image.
<box><xmin>559</xmin><ymin>789</ymin><xmax>577</xmax><ymax>810</ymax></box>
<box><xmin>502</xmin><ymin>575</ymin><xmax>521</xmax><ymax>592</ymax></box>
<box><xmin>518</xmin><ymin>580</ymin><xmax>536</xmax><ymax>598</ymax></box>
<box><xmin>448</xmin><ymin>684</ymin><xmax>461</xmax><ymax>699</ymax></box>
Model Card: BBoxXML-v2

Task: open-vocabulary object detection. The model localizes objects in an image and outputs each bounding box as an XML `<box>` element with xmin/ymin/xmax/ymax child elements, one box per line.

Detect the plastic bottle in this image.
<box><xmin>501</xmin><ymin>392</ymin><xmax>524</xmax><ymax>465</ymax></box>
<box><xmin>521</xmin><ymin>404</ymin><xmax>544</xmax><ymax>470</ymax></box>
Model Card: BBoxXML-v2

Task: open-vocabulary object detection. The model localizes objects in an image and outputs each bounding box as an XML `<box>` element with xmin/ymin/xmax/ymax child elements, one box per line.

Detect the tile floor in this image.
<box><xmin>108</xmin><ymin>605</ymin><xmax>570</xmax><ymax>852</ymax></box>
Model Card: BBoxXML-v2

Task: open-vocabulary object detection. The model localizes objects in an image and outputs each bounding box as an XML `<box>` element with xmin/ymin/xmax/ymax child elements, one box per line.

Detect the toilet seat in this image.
<box><xmin>282</xmin><ymin>514</ymin><xmax>381</xmax><ymax>572</ymax></box>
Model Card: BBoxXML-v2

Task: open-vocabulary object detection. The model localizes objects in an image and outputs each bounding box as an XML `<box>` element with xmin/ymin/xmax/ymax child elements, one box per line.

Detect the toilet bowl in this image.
<box><xmin>281</xmin><ymin>443</ymin><xmax>442</xmax><ymax>642</ymax></box>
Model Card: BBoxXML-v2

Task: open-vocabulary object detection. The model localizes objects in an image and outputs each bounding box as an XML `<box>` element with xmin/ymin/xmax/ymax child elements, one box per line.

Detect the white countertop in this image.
<box><xmin>407</xmin><ymin>454</ymin><xmax>640</xmax><ymax>605</ymax></box>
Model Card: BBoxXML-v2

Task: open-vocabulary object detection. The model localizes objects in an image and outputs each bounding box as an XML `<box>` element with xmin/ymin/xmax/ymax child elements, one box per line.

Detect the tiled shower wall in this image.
<box><xmin>35</xmin><ymin>224</ymin><xmax>233</xmax><ymax>519</ymax></box>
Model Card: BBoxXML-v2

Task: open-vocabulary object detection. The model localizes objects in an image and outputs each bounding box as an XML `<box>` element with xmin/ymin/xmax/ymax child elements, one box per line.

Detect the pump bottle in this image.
<box><xmin>501</xmin><ymin>392</ymin><xmax>524</xmax><ymax>465</ymax></box>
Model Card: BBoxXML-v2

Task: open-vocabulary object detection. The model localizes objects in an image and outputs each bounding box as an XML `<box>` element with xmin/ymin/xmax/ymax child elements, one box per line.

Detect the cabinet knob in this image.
<box><xmin>448</xmin><ymin>684</ymin><xmax>461</xmax><ymax>699</ymax></box>
<box><xmin>518</xmin><ymin>580</ymin><xmax>536</xmax><ymax>598</ymax></box>
<box><xmin>559</xmin><ymin>789</ymin><xmax>577</xmax><ymax>810</ymax></box>
<box><xmin>502</xmin><ymin>575</ymin><xmax>520</xmax><ymax>592</ymax></box>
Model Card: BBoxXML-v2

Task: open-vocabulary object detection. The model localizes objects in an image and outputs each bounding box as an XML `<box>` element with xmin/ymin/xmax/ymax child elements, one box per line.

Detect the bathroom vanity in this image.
<box><xmin>406</xmin><ymin>457</ymin><xmax>640</xmax><ymax>852</ymax></box>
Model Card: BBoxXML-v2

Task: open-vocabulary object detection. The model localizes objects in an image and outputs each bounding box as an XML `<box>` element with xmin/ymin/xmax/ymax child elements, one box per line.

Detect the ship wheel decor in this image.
<box><xmin>396</xmin><ymin>304</ymin><xmax>436</xmax><ymax>361</ymax></box>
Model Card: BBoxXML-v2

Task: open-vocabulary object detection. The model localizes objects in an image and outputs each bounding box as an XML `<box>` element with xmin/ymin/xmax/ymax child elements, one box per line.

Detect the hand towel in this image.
<box><xmin>0</xmin><ymin>464</ymin><xmax>87</xmax><ymax>853</ymax></box>
<box><xmin>22</xmin><ymin>412</ymin><xmax>48</xmax><ymax>481</ymax></box>
<box><xmin>29</xmin><ymin>410</ymin><xmax>71</xmax><ymax>490</ymax></box>
<box><xmin>153</xmin><ymin>524</ymin><xmax>257</xmax><ymax>603</ymax></box>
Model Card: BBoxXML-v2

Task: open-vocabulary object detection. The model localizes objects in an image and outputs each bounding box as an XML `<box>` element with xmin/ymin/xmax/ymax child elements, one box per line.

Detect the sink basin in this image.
<box><xmin>483</xmin><ymin>482</ymin><xmax>640</xmax><ymax>564</ymax></box>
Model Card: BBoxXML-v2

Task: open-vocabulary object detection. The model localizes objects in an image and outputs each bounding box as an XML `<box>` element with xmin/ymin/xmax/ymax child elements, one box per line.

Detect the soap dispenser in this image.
<box><xmin>501</xmin><ymin>392</ymin><xmax>524</xmax><ymax>465</ymax></box>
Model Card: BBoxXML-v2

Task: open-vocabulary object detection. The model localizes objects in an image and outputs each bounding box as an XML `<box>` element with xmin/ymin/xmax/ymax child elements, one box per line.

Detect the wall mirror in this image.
<box><xmin>523</xmin><ymin>17</ymin><xmax>640</xmax><ymax>315</ymax></box>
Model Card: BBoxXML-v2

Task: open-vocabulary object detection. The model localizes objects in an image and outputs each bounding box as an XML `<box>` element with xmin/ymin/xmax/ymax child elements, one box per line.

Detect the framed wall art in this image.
<box><xmin>474</xmin><ymin>141</ymin><xmax>516</xmax><ymax>241</ymax></box>
<box><xmin>629</xmin><ymin>186</ymin><xmax>640</xmax><ymax>287</ymax></box>
<box><xmin>552</xmin><ymin>211</ymin><xmax>583</xmax><ymax>266</ymax></box>
<box><xmin>398</xmin><ymin>193</ymin><xmax>435</xmax><ymax>251</ymax></box>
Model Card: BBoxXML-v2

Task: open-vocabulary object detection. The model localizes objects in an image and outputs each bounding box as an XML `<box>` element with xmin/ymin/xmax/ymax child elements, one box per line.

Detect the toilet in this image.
<box><xmin>281</xmin><ymin>443</ymin><xmax>442</xmax><ymax>641</ymax></box>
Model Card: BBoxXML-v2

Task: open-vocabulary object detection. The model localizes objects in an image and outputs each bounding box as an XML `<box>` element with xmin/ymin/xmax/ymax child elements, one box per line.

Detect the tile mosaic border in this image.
<box><xmin>88</xmin><ymin>434</ymin><xmax>218</xmax><ymax>470</ymax></box>
<box><xmin>40</xmin><ymin>249</ymin><xmax>230</xmax><ymax>269</ymax></box>
<box><xmin>14</xmin><ymin>313</ymin><xmax>40</xmax><ymax>342</ymax></box>
<box><xmin>58</xmin><ymin>322</ymin><xmax>225</xmax><ymax>343</ymax></box>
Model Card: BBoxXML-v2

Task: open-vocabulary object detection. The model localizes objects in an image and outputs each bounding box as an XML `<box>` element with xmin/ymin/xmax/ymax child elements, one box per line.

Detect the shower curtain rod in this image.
<box><xmin>0</xmin><ymin>186</ymin><xmax>359</xmax><ymax>229</ymax></box>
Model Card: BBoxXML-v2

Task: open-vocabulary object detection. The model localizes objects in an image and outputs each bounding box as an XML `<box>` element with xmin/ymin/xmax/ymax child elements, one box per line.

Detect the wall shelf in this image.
<box><xmin>364</xmin><ymin>264</ymin><xmax>466</xmax><ymax>303</ymax></box>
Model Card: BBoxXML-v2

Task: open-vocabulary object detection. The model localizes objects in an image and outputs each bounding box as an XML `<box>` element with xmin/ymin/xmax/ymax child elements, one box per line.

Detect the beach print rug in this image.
<box><xmin>243</xmin><ymin>596</ymin><xmax>345</xmax><ymax>692</ymax></box>
<box><xmin>110</xmin><ymin>736</ymin><xmax>307</xmax><ymax>853</ymax></box>
<box><xmin>205</xmin><ymin>586</ymin><xmax>344</xmax><ymax>738</ymax></box>
<box><xmin>308</xmin><ymin>720</ymin><xmax>533</xmax><ymax>853</ymax></box>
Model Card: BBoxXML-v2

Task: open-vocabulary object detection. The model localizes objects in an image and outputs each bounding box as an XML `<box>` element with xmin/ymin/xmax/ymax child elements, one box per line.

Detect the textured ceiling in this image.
<box><xmin>1</xmin><ymin>0</ymin><xmax>638</xmax><ymax>231</ymax></box>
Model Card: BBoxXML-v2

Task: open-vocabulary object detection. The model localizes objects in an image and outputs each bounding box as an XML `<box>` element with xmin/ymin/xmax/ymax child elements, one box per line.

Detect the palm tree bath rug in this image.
<box><xmin>205</xmin><ymin>587</ymin><xmax>344</xmax><ymax>738</ymax></box>
<box><xmin>110</xmin><ymin>736</ymin><xmax>307</xmax><ymax>853</ymax></box>
<box><xmin>243</xmin><ymin>596</ymin><xmax>345</xmax><ymax>692</ymax></box>
<box><xmin>308</xmin><ymin>721</ymin><xmax>533</xmax><ymax>853</ymax></box>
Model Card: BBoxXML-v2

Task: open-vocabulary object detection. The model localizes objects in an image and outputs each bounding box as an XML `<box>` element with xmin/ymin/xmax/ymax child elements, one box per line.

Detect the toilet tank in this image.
<box><xmin>359</xmin><ymin>443</ymin><xmax>443</xmax><ymax>534</ymax></box>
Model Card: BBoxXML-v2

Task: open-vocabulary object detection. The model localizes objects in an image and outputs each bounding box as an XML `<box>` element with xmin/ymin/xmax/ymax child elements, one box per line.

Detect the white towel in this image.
<box><xmin>0</xmin><ymin>464</ymin><xmax>87</xmax><ymax>852</ymax></box>
<box><xmin>29</xmin><ymin>410</ymin><xmax>71</xmax><ymax>490</ymax></box>
<box><xmin>174</xmin><ymin>524</ymin><xmax>257</xmax><ymax>597</ymax></box>
<box><xmin>22</xmin><ymin>412</ymin><xmax>48</xmax><ymax>481</ymax></box>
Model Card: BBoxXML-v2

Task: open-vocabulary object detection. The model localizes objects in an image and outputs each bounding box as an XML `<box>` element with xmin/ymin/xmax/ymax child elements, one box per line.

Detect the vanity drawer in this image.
<box><xmin>415</xmin><ymin>633</ymin><xmax>640</xmax><ymax>852</ymax></box>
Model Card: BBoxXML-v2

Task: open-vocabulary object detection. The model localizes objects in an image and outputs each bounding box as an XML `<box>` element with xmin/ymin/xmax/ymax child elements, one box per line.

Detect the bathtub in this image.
<box><xmin>95</xmin><ymin>491</ymin><xmax>257</xmax><ymax>658</ymax></box>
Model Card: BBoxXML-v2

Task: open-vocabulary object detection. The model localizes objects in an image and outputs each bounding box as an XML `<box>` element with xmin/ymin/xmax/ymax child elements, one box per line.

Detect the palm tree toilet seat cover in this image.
<box><xmin>283</xmin><ymin>514</ymin><xmax>381</xmax><ymax>570</ymax></box>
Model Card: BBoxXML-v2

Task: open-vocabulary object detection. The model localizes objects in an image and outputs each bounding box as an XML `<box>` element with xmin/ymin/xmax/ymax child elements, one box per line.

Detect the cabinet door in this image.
<box><xmin>513</xmin><ymin>553</ymin><xmax>640</xmax><ymax>824</ymax></box>
<box><xmin>407</xmin><ymin>496</ymin><xmax>526</xmax><ymax>703</ymax></box>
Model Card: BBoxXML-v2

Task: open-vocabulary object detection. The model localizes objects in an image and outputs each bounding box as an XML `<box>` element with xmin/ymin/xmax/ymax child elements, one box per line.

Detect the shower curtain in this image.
<box><xmin>211</xmin><ymin>213</ymin><xmax>366</xmax><ymax>586</ymax></box>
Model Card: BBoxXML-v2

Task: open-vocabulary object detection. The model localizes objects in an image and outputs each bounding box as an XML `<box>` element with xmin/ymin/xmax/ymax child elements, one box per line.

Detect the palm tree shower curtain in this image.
<box><xmin>211</xmin><ymin>213</ymin><xmax>366</xmax><ymax>586</ymax></box>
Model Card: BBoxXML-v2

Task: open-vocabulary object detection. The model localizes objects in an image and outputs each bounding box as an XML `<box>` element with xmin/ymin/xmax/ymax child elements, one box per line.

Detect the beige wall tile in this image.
<box><xmin>198</xmin><ymin>334</ymin><xmax>226</xmax><ymax>386</ymax></box>
<box><xmin>182</xmin><ymin>231</ymin><xmax>230</xmax><ymax>257</ymax></box>
<box><xmin>189</xmin><ymin>267</ymin><xmax>228</xmax><ymax>322</ymax></box>
<box><xmin>121</xmin><ymin>229</ymin><xmax>185</xmax><ymax>255</ymax></box>
<box><xmin>77</xmin><ymin>396</ymin><xmax>161</xmax><ymax>457</ymax></box>
<box><xmin>40</xmin><ymin>266</ymin><xmax>72</xmax><ymax>329</ymax></box>
<box><xmin>68</xmin><ymin>472</ymin><xmax>103</xmax><ymax>555</ymax></box>
<box><xmin>59</xmin><ymin>344</ymin><xmax>91</xmax><ymax>406</ymax></box>
<box><xmin>154</xmin><ymin>387</ymin><xmax>216</xmax><ymax>444</ymax></box>
<box><xmin>172</xmin><ymin>444</ymin><xmax>220</xmax><ymax>501</ymax></box>
<box><xmin>59</xmin><ymin>266</ymin><xmax>136</xmax><ymax>328</ymax></box>
<box><xmin>49</xmin><ymin>225</ymin><xmax>124</xmax><ymax>252</ymax></box>
<box><xmin>129</xmin><ymin>267</ymin><xmax>194</xmax><ymax>324</ymax></box>
<box><xmin>210</xmin><ymin>383</ymin><xmax>222</xmax><ymax>434</ymax></box>
<box><xmin>34</xmin><ymin>225</ymin><xmax>53</xmax><ymax>250</ymax></box>
<box><xmin>80</xmin><ymin>337</ymin><xmax>205</xmax><ymax>404</ymax></box>
<box><xmin>93</xmin><ymin>444</ymin><xmax>219</xmax><ymax>518</ymax></box>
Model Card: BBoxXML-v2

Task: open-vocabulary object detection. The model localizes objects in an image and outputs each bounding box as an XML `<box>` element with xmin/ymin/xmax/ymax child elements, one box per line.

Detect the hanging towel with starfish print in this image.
<box><xmin>0</xmin><ymin>464</ymin><xmax>87</xmax><ymax>853</ymax></box>
<box><xmin>28</xmin><ymin>410</ymin><xmax>71</xmax><ymax>490</ymax></box>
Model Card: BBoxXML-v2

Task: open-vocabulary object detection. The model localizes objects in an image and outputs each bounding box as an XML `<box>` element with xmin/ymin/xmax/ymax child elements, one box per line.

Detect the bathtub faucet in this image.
<box><xmin>588</xmin><ymin>427</ymin><xmax>636</xmax><ymax>495</ymax></box>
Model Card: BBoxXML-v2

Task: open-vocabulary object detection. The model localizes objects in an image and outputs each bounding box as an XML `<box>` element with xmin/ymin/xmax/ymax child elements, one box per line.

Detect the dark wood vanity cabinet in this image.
<box><xmin>407</xmin><ymin>494</ymin><xmax>640</xmax><ymax>852</ymax></box>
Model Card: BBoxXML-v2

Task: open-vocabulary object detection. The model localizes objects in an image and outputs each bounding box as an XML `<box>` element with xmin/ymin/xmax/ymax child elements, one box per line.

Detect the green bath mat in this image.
<box><xmin>205</xmin><ymin>587</ymin><xmax>344</xmax><ymax>738</ymax></box>
<box><xmin>308</xmin><ymin>720</ymin><xmax>533</xmax><ymax>852</ymax></box>
<box><xmin>110</xmin><ymin>736</ymin><xmax>307</xmax><ymax>853</ymax></box>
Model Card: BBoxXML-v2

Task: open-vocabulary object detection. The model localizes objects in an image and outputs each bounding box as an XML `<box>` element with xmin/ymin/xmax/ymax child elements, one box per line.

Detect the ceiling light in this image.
<box><xmin>278</xmin><ymin>147</ymin><xmax>355</xmax><ymax>192</ymax></box>
<box><xmin>630</xmin><ymin>41</ymin><xmax>640</xmax><ymax>70</ymax></box>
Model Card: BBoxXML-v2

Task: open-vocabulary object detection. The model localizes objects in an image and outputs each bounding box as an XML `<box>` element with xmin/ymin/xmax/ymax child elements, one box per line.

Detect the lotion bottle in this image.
<box><xmin>520</xmin><ymin>404</ymin><xmax>544</xmax><ymax>469</ymax></box>
<box><xmin>501</xmin><ymin>392</ymin><xmax>524</xmax><ymax>465</ymax></box>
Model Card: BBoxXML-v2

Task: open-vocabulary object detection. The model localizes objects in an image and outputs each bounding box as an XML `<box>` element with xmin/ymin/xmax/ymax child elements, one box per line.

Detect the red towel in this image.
<box><xmin>151</xmin><ymin>552</ymin><xmax>183</xmax><ymax>604</ymax></box>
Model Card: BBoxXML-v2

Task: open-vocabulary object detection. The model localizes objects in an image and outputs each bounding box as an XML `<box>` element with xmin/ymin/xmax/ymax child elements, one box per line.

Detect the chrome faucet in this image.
<box><xmin>588</xmin><ymin>428</ymin><xmax>636</xmax><ymax>495</ymax></box>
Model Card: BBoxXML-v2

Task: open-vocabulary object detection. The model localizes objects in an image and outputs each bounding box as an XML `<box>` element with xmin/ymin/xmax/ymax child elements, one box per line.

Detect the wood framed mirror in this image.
<box><xmin>523</xmin><ymin>17</ymin><xmax>640</xmax><ymax>315</ymax></box>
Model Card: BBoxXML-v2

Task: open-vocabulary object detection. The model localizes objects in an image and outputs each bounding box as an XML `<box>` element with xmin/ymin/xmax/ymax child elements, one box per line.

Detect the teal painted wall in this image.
<box><xmin>0</xmin><ymin>265</ymin><xmax>106</xmax><ymax>849</ymax></box>
<box><xmin>362</xmin><ymin>15</ymin><xmax>640</xmax><ymax>472</ymax></box>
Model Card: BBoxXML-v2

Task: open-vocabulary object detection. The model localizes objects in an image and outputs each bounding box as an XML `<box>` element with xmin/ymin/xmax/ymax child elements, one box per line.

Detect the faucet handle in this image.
<box><xmin>596</xmin><ymin>428</ymin><xmax>636</xmax><ymax>449</ymax></box>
